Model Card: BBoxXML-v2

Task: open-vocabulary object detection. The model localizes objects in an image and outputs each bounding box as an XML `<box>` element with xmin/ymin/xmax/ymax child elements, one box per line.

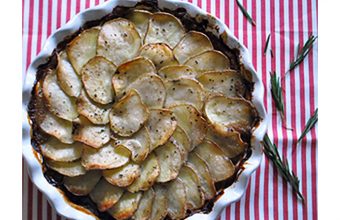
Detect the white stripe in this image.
<box><xmin>210</xmin><ymin>0</ymin><xmax>216</xmax><ymax>16</ymax></box>
<box><xmin>219</xmin><ymin>0</ymin><xmax>225</xmax><ymax>23</ymax></box>
<box><xmin>51</xmin><ymin>207</ymin><xmax>57</xmax><ymax>220</ymax></box>
<box><xmin>201</xmin><ymin>0</ymin><xmax>207</xmax><ymax>12</ymax></box>
<box><xmin>229</xmin><ymin>0</ymin><xmax>234</xmax><ymax>31</ymax></box>
<box><xmin>42</xmin><ymin>195</ymin><xmax>47</xmax><ymax>220</ymax></box>
<box><xmin>51</xmin><ymin>0</ymin><xmax>57</xmax><ymax>32</ymax></box>
<box><xmin>61</xmin><ymin>0</ymin><xmax>67</xmax><ymax>25</ymax></box>
<box><xmin>230</xmin><ymin>202</ymin><xmax>235</xmax><ymax>220</ymax></box>
<box><xmin>81</xmin><ymin>0</ymin><xmax>86</xmax><ymax>11</ymax></box>
<box><xmin>221</xmin><ymin>208</ymin><xmax>226</xmax><ymax>220</ymax></box>
<box><xmin>71</xmin><ymin>0</ymin><xmax>76</xmax><ymax>18</ymax></box>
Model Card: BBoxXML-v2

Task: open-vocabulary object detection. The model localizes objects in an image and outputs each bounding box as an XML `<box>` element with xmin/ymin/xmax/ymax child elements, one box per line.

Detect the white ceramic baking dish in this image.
<box><xmin>22</xmin><ymin>0</ymin><xmax>268</xmax><ymax>219</ymax></box>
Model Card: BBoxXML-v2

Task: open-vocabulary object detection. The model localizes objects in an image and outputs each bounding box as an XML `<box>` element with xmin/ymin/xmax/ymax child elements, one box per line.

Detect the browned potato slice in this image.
<box><xmin>81</xmin><ymin>142</ymin><xmax>130</xmax><ymax>170</ymax></box>
<box><xmin>154</xmin><ymin>141</ymin><xmax>184</xmax><ymax>183</ymax></box>
<box><xmin>97</xmin><ymin>18</ymin><xmax>141</xmax><ymax>66</ymax></box>
<box><xmin>169</xmin><ymin>125</ymin><xmax>190</xmax><ymax>160</ymax></box>
<box><xmin>184</xmin><ymin>50</ymin><xmax>231</xmax><ymax>74</ymax></box>
<box><xmin>127</xmin><ymin>73</ymin><xmax>166</xmax><ymax>108</ymax></box>
<box><xmin>42</xmin><ymin>69</ymin><xmax>78</xmax><ymax>121</ymax></box>
<box><xmin>169</xmin><ymin>104</ymin><xmax>207</xmax><ymax>150</ymax></box>
<box><xmin>103</xmin><ymin>162</ymin><xmax>140</xmax><ymax>187</ymax></box>
<box><xmin>111</xmin><ymin>127</ymin><xmax>150</xmax><ymax>163</ymax></box>
<box><xmin>109</xmin><ymin>90</ymin><xmax>149</xmax><ymax>137</ymax></box>
<box><xmin>56</xmin><ymin>51</ymin><xmax>82</xmax><ymax>97</ymax></box>
<box><xmin>73</xmin><ymin>117</ymin><xmax>110</xmax><ymax>148</ymax></box>
<box><xmin>132</xmin><ymin>188</ymin><xmax>155</xmax><ymax>220</ymax></box>
<box><xmin>146</xmin><ymin>109</ymin><xmax>177</xmax><ymax>150</ymax></box>
<box><xmin>194</xmin><ymin>140</ymin><xmax>235</xmax><ymax>182</ymax></box>
<box><xmin>66</xmin><ymin>27</ymin><xmax>100</xmax><ymax>74</ymax></box>
<box><xmin>197</xmin><ymin>70</ymin><xmax>247</xmax><ymax>98</ymax></box>
<box><xmin>164</xmin><ymin>78</ymin><xmax>205</xmax><ymax>110</ymax></box>
<box><xmin>40</xmin><ymin>138</ymin><xmax>82</xmax><ymax>162</ymax></box>
<box><xmin>64</xmin><ymin>170</ymin><xmax>101</xmax><ymax>196</ymax></box>
<box><xmin>166</xmin><ymin>178</ymin><xmax>186</xmax><ymax>219</ymax></box>
<box><xmin>108</xmin><ymin>192</ymin><xmax>142</xmax><ymax>220</ymax></box>
<box><xmin>204</xmin><ymin>95</ymin><xmax>257</xmax><ymax>135</ymax></box>
<box><xmin>89</xmin><ymin>178</ymin><xmax>124</xmax><ymax>211</ymax></box>
<box><xmin>158</xmin><ymin>65</ymin><xmax>198</xmax><ymax>80</ymax></box>
<box><xmin>81</xmin><ymin>56</ymin><xmax>116</xmax><ymax>105</ymax></box>
<box><xmin>112</xmin><ymin>57</ymin><xmax>156</xmax><ymax>97</ymax></box>
<box><xmin>145</xmin><ymin>12</ymin><xmax>185</xmax><ymax>48</ymax></box>
<box><xmin>177</xmin><ymin>165</ymin><xmax>204</xmax><ymax>210</ymax></box>
<box><xmin>127</xmin><ymin>153</ymin><xmax>160</xmax><ymax>192</ymax></box>
<box><xmin>46</xmin><ymin>160</ymin><xmax>86</xmax><ymax>177</ymax></box>
<box><xmin>126</xmin><ymin>9</ymin><xmax>152</xmax><ymax>39</ymax></box>
<box><xmin>173</xmin><ymin>31</ymin><xmax>213</xmax><ymax>64</ymax></box>
<box><xmin>76</xmin><ymin>89</ymin><xmax>111</xmax><ymax>125</ymax></box>
<box><xmin>149</xmin><ymin>184</ymin><xmax>168</xmax><ymax>220</ymax></box>
<box><xmin>139</xmin><ymin>43</ymin><xmax>178</xmax><ymax>70</ymax></box>
<box><xmin>206</xmin><ymin>127</ymin><xmax>248</xmax><ymax>158</ymax></box>
<box><xmin>187</xmin><ymin>153</ymin><xmax>216</xmax><ymax>200</ymax></box>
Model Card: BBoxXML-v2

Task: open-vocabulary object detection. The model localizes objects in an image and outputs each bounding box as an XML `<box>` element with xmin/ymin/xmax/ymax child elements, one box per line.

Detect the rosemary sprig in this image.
<box><xmin>270</xmin><ymin>71</ymin><xmax>285</xmax><ymax>120</ymax></box>
<box><xmin>264</xmin><ymin>34</ymin><xmax>271</xmax><ymax>54</ymax></box>
<box><xmin>298</xmin><ymin>108</ymin><xmax>318</xmax><ymax>143</ymax></box>
<box><xmin>236</xmin><ymin>0</ymin><xmax>256</xmax><ymax>26</ymax></box>
<box><xmin>263</xmin><ymin>134</ymin><xmax>305</xmax><ymax>202</ymax></box>
<box><xmin>288</xmin><ymin>35</ymin><xmax>317</xmax><ymax>72</ymax></box>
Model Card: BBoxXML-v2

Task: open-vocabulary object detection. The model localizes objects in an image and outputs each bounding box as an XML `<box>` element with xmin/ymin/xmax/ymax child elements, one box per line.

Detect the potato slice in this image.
<box><xmin>169</xmin><ymin>125</ymin><xmax>190</xmax><ymax>160</ymax></box>
<box><xmin>206</xmin><ymin>128</ymin><xmax>248</xmax><ymax>158</ymax></box>
<box><xmin>66</xmin><ymin>27</ymin><xmax>99</xmax><ymax>74</ymax></box>
<box><xmin>166</xmin><ymin>178</ymin><xmax>186</xmax><ymax>219</ymax></box>
<box><xmin>204</xmin><ymin>95</ymin><xmax>257</xmax><ymax>135</ymax></box>
<box><xmin>111</xmin><ymin>127</ymin><xmax>150</xmax><ymax>163</ymax></box>
<box><xmin>187</xmin><ymin>153</ymin><xmax>216</xmax><ymax>200</ymax></box>
<box><xmin>145</xmin><ymin>12</ymin><xmax>185</xmax><ymax>48</ymax></box>
<box><xmin>56</xmin><ymin>50</ymin><xmax>82</xmax><ymax>97</ymax></box>
<box><xmin>89</xmin><ymin>178</ymin><xmax>124</xmax><ymax>211</ymax></box>
<box><xmin>126</xmin><ymin>9</ymin><xmax>152</xmax><ymax>39</ymax></box>
<box><xmin>81</xmin><ymin>56</ymin><xmax>116</xmax><ymax>105</ymax></box>
<box><xmin>103</xmin><ymin>162</ymin><xmax>140</xmax><ymax>187</ymax></box>
<box><xmin>127</xmin><ymin>153</ymin><xmax>160</xmax><ymax>192</ymax></box>
<box><xmin>184</xmin><ymin>50</ymin><xmax>231</xmax><ymax>74</ymax></box>
<box><xmin>177</xmin><ymin>165</ymin><xmax>204</xmax><ymax>210</ymax></box>
<box><xmin>81</xmin><ymin>142</ymin><xmax>130</xmax><ymax>170</ymax></box>
<box><xmin>164</xmin><ymin>78</ymin><xmax>204</xmax><ymax>110</ymax></box>
<box><xmin>112</xmin><ymin>57</ymin><xmax>156</xmax><ymax>97</ymax></box>
<box><xmin>108</xmin><ymin>192</ymin><xmax>142</xmax><ymax>220</ymax></box>
<box><xmin>42</xmin><ymin>69</ymin><xmax>78</xmax><ymax>121</ymax></box>
<box><xmin>127</xmin><ymin>73</ymin><xmax>166</xmax><ymax>108</ymax></box>
<box><xmin>40</xmin><ymin>138</ymin><xmax>82</xmax><ymax>162</ymax></box>
<box><xmin>197</xmin><ymin>70</ymin><xmax>247</xmax><ymax>98</ymax></box>
<box><xmin>158</xmin><ymin>65</ymin><xmax>198</xmax><ymax>80</ymax></box>
<box><xmin>132</xmin><ymin>188</ymin><xmax>155</xmax><ymax>220</ymax></box>
<box><xmin>76</xmin><ymin>90</ymin><xmax>111</xmax><ymax>125</ymax></box>
<box><xmin>64</xmin><ymin>170</ymin><xmax>101</xmax><ymax>196</ymax></box>
<box><xmin>149</xmin><ymin>184</ymin><xmax>168</xmax><ymax>220</ymax></box>
<box><xmin>194</xmin><ymin>140</ymin><xmax>235</xmax><ymax>182</ymax></box>
<box><xmin>173</xmin><ymin>31</ymin><xmax>213</xmax><ymax>64</ymax></box>
<box><xmin>155</xmin><ymin>141</ymin><xmax>184</xmax><ymax>183</ymax></box>
<box><xmin>46</xmin><ymin>159</ymin><xmax>86</xmax><ymax>177</ymax></box>
<box><xmin>169</xmin><ymin>104</ymin><xmax>207</xmax><ymax>150</ymax></box>
<box><xmin>109</xmin><ymin>90</ymin><xmax>149</xmax><ymax>137</ymax></box>
<box><xmin>73</xmin><ymin>117</ymin><xmax>110</xmax><ymax>148</ymax></box>
<box><xmin>146</xmin><ymin>109</ymin><xmax>177</xmax><ymax>150</ymax></box>
<box><xmin>97</xmin><ymin>18</ymin><xmax>141</xmax><ymax>66</ymax></box>
<box><xmin>139</xmin><ymin>43</ymin><xmax>178</xmax><ymax>70</ymax></box>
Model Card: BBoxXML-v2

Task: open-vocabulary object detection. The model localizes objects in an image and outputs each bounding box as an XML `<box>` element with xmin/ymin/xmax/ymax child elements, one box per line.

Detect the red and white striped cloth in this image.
<box><xmin>22</xmin><ymin>0</ymin><xmax>318</xmax><ymax>219</ymax></box>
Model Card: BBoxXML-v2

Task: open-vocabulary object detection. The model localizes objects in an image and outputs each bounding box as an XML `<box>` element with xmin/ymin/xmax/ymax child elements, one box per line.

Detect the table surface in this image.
<box><xmin>22</xmin><ymin>0</ymin><xmax>318</xmax><ymax>219</ymax></box>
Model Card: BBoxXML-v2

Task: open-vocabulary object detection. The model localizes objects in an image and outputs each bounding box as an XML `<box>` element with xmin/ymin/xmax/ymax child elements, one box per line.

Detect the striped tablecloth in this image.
<box><xmin>22</xmin><ymin>0</ymin><xmax>318</xmax><ymax>219</ymax></box>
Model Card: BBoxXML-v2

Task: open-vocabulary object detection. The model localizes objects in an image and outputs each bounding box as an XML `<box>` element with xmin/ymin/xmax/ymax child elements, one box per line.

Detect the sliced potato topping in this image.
<box><xmin>97</xmin><ymin>18</ymin><xmax>141</xmax><ymax>66</ymax></box>
<box><xmin>109</xmin><ymin>90</ymin><xmax>149</xmax><ymax>137</ymax></box>
<box><xmin>81</xmin><ymin>142</ymin><xmax>130</xmax><ymax>170</ymax></box>
<box><xmin>132</xmin><ymin>188</ymin><xmax>155</xmax><ymax>220</ymax></box>
<box><xmin>146</xmin><ymin>109</ymin><xmax>177</xmax><ymax>150</ymax></box>
<box><xmin>40</xmin><ymin>138</ymin><xmax>82</xmax><ymax>162</ymax></box>
<box><xmin>81</xmin><ymin>56</ymin><xmax>116</xmax><ymax>105</ymax></box>
<box><xmin>103</xmin><ymin>162</ymin><xmax>141</xmax><ymax>187</ymax></box>
<box><xmin>166</xmin><ymin>178</ymin><xmax>186</xmax><ymax>219</ymax></box>
<box><xmin>184</xmin><ymin>50</ymin><xmax>231</xmax><ymax>74</ymax></box>
<box><xmin>126</xmin><ymin>9</ymin><xmax>152</xmax><ymax>40</ymax></box>
<box><xmin>194</xmin><ymin>140</ymin><xmax>235</xmax><ymax>182</ymax></box>
<box><xmin>164</xmin><ymin>78</ymin><xmax>205</xmax><ymax>110</ymax></box>
<box><xmin>46</xmin><ymin>159</ymin><xmax>86</xmax><ymax>177</ymax></box>
<box><xmin>139</xmin><ymin>43</ymin><xmax>178</xmax><ymax>70</ymax></box>
<box><xmin>145</xmin><ymin>12</ymin><xmax>185</xmax><ymax>48</ymax></box>
<box><xmin>89</xmin><ymin>178</ymin><xmax>124</xmax><ymax>211</ymax></box>
<box><xmin>169</xmin><ymin>125</ymin><xmax>191</xmax><ymax>160</ymax></box>
<box><xmin>173</xmin><ymin>31</ymin><xmax>213</xmax><ymax>64</ymax></box>
<box><xmin>66</xmin><ymin>27</ymin><xmax>100</xmax><ymax>74</ymax></box>
<box><xmin>149</xmin><ymin>184</ymin><xmax>168</xmax><ymax>220</ymax></box>
<box><xmin>158</xmin><ymin>65</ymin><xmax>198</xmax><ymax>80</ymax></box>
<box><xmin>108</xmin><ymin>191</ymin><xmax>142</xmax><ymax>220</ymax></box>
<box><xmin>64</xmin><ymin>170</ymin><xmax>101</xmax><ymax>196</ymax></box>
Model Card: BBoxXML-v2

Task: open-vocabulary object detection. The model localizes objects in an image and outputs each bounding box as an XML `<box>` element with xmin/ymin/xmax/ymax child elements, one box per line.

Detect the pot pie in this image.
<box><xmin>28</xmin><ymin>2</ymin><xmax>259</xmax><ymax>220</ymax></box>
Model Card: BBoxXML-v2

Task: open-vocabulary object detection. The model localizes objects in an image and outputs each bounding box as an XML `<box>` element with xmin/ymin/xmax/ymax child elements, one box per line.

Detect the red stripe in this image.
<box><xmin>66</xmin><ymin>0</ymin><xmax>71</xmax><ymax>22</ymax></box>
<box><xmin>224</xmin><ymin>0</ymin><xmax>229</xmax><ymax>27</ymax></box>
<box><xmin>215</xmin><ymin>0</ymin><xmax>220</xmax><ymax>18</ymax></box>
<box><xmin>28</xmin><ymin>179</ymin><xmax>33</xmax><ymax>220</ymax></box>
<box><xmin>57</xmin><ymin>0</ymin><xmax>62</xmax><ymax>29</ymax></box>
<box><xmin>37</xmin><ymin>191</ymin><xmax>43</xmax><ymax>220</ymax></box>
<box><xmin>95</xmin><ymin>0</ymin><xmax>100</xmax><ymax>6</ymax></box>
<box><xmin>36</xmin><ymin>0</ymin><xmax>43</xmax><ymax>53</ymax></box>
<box><xmin>47</xmin><ymin>202</ymin><xmax>52</xmax><ymax>220</ymax></box>
<box><xmin>76</xmin><ymin>0</ymin><xmax>81</xmax><ymax>13</ymax></box>
<box><xmin>25</xmin><ymin>0</ymin><xmax>34</xmax><ymax>70</ymax></box>
<box><xmin>206</xmin><ymin>0</ymin><xmax>211</xmax><ymax>13</ymax></box>
<box><xmin>197</xmin><ymin>0</ymin><xmax>202</xmax><ymax>8</ymax></box>
<box><xmin>47</xmin><ymin>0</ymin><xmax>52</xmax><ymax>37</ymax></box>
<box><xmin>86</xmin><ymin>0</ymin><xmax>90</xmax><ymax>9</ymax></box>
